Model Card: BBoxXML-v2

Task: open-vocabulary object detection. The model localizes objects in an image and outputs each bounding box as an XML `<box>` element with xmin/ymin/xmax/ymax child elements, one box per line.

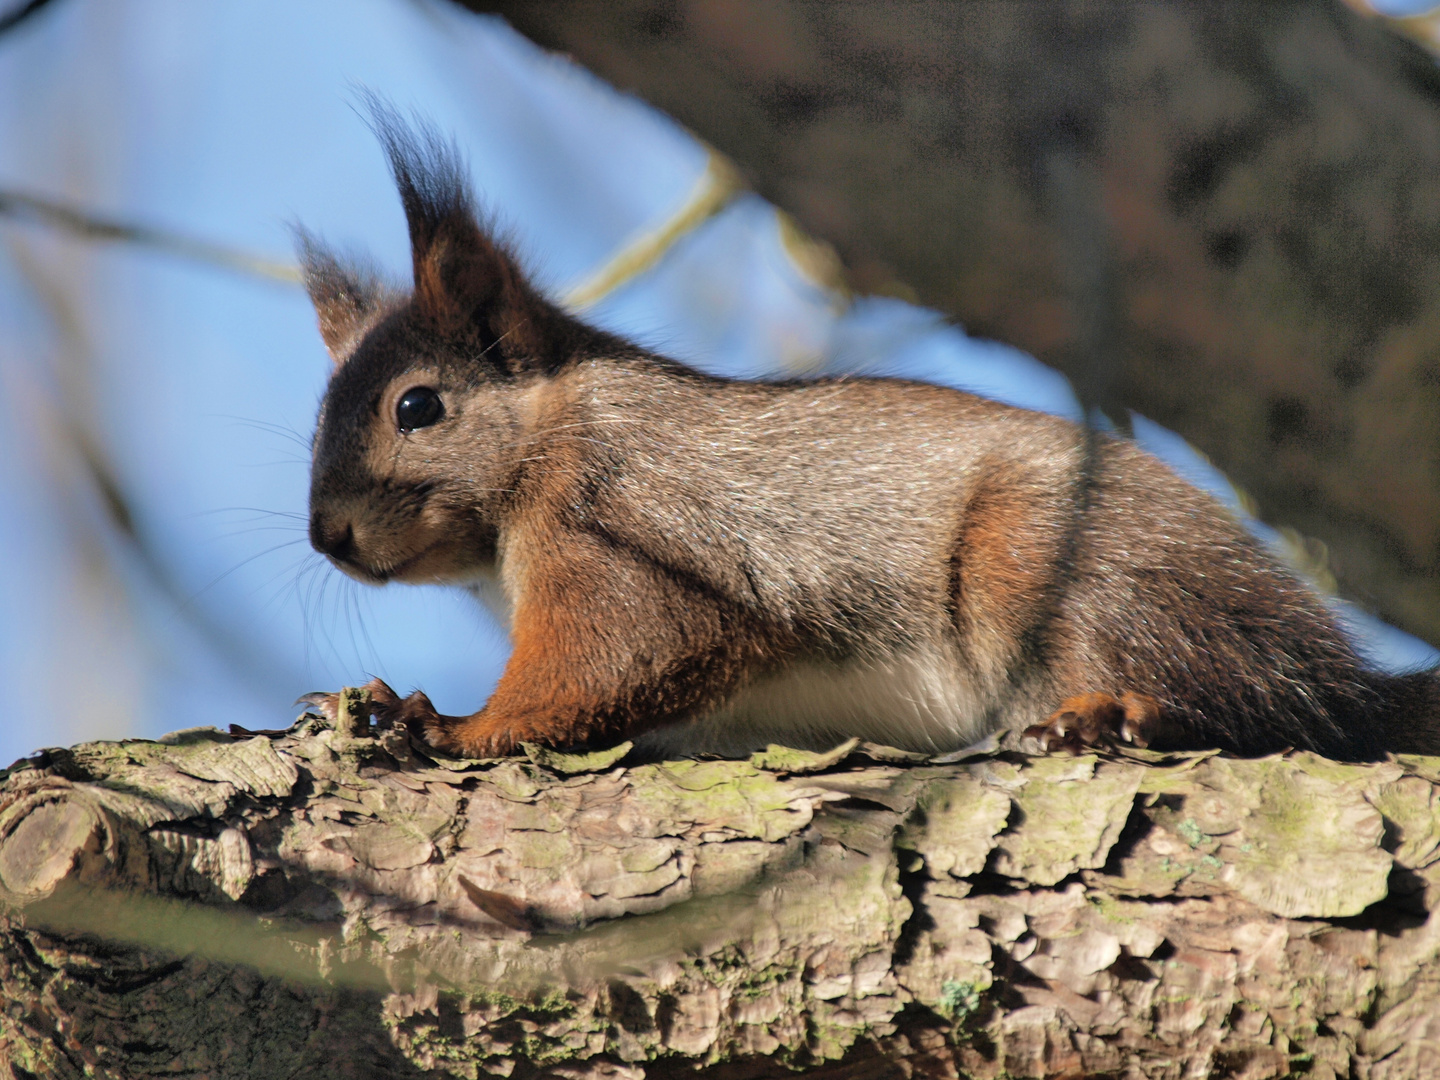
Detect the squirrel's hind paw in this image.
<box><xmin>1024</xmin><ymin>691</ymin><xmax>1162</xmax><ymax>754</ymax></box>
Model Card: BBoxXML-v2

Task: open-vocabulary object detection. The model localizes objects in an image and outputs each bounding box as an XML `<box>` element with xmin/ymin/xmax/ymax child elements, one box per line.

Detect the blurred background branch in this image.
<box><xmin>0</xmin><ymin>0</ymin><xmax>59</xmax><ymax>38</ymax></box>
<box><xmin>0</xmin><ymin>189</ymin><xmax>300</xmax><ymax>282</ymax></box>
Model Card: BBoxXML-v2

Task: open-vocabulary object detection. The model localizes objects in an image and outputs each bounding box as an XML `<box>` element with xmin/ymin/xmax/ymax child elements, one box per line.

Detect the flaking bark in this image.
<box><xmin>1</xmin><ymin>714</ymin><xmax>1439</xmax><ymax>1079</ymax></box>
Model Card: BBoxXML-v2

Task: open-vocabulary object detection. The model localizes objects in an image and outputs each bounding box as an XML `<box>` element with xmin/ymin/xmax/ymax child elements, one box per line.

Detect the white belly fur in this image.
<box><xmin>462</xmin><ymin>564</ymin><xmax>513</xmax><ymax>631</ymax></box>
<box><xmin>634</xmin><ymin>645</ymin><xmax>994</xmax><ymax>758</ymax></box>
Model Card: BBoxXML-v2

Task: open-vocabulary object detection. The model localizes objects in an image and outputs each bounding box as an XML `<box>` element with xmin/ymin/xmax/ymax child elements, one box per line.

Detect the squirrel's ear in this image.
<box><xmin>297</xmin><ymin>231</ymin><xmax>385</xmax><ymax>366</ymax></box>
<box><xmin>368</xmin><ymin>102</ymin><xmax>561</xmax><ymax>372</ymax></box>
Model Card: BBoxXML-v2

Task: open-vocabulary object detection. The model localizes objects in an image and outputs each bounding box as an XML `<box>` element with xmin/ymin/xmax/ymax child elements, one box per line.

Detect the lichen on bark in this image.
<box><xmin>2</xmin><ymin>713</ymin><xmax>1439</xmax><ymax>1079</ymax></box>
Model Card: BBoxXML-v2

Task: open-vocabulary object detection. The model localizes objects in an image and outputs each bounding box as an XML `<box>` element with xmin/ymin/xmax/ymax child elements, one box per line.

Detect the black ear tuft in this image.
<box><xmin>357</xmin><ymin>93</ymin><xmax>567</xmax><ymax>370</ymax></box>
<box><xmin>295</xmin><ymin>228</ymin><xmax>386</xmax><ymax>365</ymax></box>
<box><xmin>359</xmin><ymin>93</ymin><xmax>477</xmax><ymax>277</ymax></box>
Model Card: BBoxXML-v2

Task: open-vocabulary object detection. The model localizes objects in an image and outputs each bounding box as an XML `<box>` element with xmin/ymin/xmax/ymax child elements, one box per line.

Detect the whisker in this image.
<box><xmin>294</xmin><ymin>556</ymin><xmax>330</xmax><ymax>675</ymax></box>
<box><xmin>342</xmin><ymin>578</ymin><xmax>371</xmax><ymax>675</ymax></box>
<box><xmin>477</xmin><ymin>322</ymin><xmax>522</xmax><ymax>362</ymax></box>
<box><xmin>351</xmin><ymin>585</ymin><xmax>382</xmax><ymax>676</ymax></box>
<box><xmin>312</xmin><ymin>569</ymin><xmax>346</xmax><ymax>674</ymax></box>
<box><xmin>207</xmin><ymin>413</ymin><xmax>314</xmax><ymax>452</ymax></box>
<box><xmin>214</xmin><ymin>524</ymin><xmax>311</xmax><ymax>540</ymax></box>
<box><xmin>188</xmin><ymin>506</ymin><xmax>309</xmax><ymax>522</ymax></box>
<box><xmin>246</xmin><ymin>552</ymin><xmax>320</xmax><ymax>612</ymax></box>
<box><xmin>190</xmin><ymin>538</ymin><xmax>312</xmax><ymax>600</ymax></box>
<box><xmin>238</xmin><ymin>457</ymin><xmax>311</xmax><ymax>469</ymax></box>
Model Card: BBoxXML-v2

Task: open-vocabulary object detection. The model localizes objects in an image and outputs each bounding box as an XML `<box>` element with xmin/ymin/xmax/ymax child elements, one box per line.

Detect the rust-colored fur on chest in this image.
<box><xmin>299</xmin><ymin>108</ymin><xmax>1440</xmax><ymax>762</ymax></box>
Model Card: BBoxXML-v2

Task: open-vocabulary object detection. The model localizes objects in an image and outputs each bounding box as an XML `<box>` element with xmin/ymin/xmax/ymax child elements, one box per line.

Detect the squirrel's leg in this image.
<box><xmin>388</xmin><ymin>534</ymin><xmax>765</xmax><ymax>757</ymax></box>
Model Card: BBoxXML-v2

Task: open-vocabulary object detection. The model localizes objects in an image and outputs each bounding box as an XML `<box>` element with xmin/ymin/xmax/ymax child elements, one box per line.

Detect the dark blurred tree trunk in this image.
<box><xmin>473</xmin><ymin>0</ymin><xmax>1440</xmax><ymax>647</ymax></box>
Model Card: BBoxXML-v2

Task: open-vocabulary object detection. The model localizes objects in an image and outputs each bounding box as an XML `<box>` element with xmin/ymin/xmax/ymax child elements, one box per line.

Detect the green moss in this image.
<box><xmin>1023</xmin><ymin>754</ymin><xmax>1097</xmax><ymax>782</ymax></box>
<box><xmin>734</xmin><ymin>967</ymin><xmax>793</xmax><ymax>1001</ymax></box>
<box><xmin>899</xmin><ymin>778</ymin><xmax>1010</xmax><ymax>880</ymax></box>
<box><xmin>1192</xmin><ymin>854</ymin><xmax>1224</xmax><ymax>881</ymax></box>
<box><xmin>806</xmin><ymin>1015</ymin><xmax>857</xmax><ymax>1062</ymax></box>
<box><xmin>1087</xmin><ymin>892</ymin><xmax>1136</xmax><ymax>924</ymax></box>
<box><xmin>939</xmin><ymin>979</ymin><xmax>981</xmax><ymax>1021</ymax></box>
<box><xmin>1176</xmin><ymin>818</ymin><xmax>1209</xmax><ymax>847</ymax></box>
<box><xmin>483</xmin><ymin>762</ymin><xmax>544</xmax><ymax>800</ymax></box>
<box><xmin>512</xmin><ymin>830</ymin><xmax>574</xmax><ymax>869</ymax></box>
<box><xmin>627</xmin><ymin>763</ymin><xmax>817</xmax><ymax>844</ymax></box>
<box><xmin>990</xmin><ymin>759</ymin><xmax>1144</xmax><ymax>886</ymax></box>
<box><xmin>749</xmin><ymin>739</ymin><xmax>859</xmax><ymax>774</ymax></box>
<box><xmin>1287</xmin><ymin>752</ymin><xmax>1386</xmax><ymax>788</ymax></box>
<box><xmin>520</xmin><ymin>741</ymin><xmax>633</xmax><ymax>774</ymax></box>
<box><xmin>1393</xmin><ymin>754</ymin><xmax>1440</xmax><ymax>783</ymax></box>
<box><xmin>1214</xmin><ymin>759</ymin><xmax>1391</xmax><ymax>918</ymax></box>
<box><xmin>655</xmin><ymin>759</ymin><xmax>761</xmax><ymax>791</ymax></box>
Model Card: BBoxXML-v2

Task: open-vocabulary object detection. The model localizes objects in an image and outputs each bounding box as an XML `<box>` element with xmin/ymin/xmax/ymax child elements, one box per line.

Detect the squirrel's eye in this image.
<box><xmin>396</xmin><ymin>386</ymin><xmax>444</xmax><ymax>432</ymax></box>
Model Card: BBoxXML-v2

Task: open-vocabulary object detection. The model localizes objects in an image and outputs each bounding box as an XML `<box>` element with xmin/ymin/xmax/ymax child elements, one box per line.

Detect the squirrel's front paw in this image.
<box><xmin>300</xmin><ymin>681</ymin><xmax>517</xmax><ymax>757</ymax></box>
<box><xmin>1024</xmin><ymin>691</ymin><xmax>1163</xmax><ymax>754</ymax></box>
<box><xmin>297</xmin><ymin>678</ymin><xmax>415</xmax><ymax>730</ymax></box>
<box><xmin>296</xmin><ymin>689</ymin><xmax>342</xmax><ymax>723</ymax></box>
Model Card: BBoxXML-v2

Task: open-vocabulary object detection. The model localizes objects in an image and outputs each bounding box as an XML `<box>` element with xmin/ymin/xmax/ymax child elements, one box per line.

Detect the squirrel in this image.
<box><xmin>298</xmin><ymin>111</ymin><xmax>1440</xmax><ymax>763</ymax></box>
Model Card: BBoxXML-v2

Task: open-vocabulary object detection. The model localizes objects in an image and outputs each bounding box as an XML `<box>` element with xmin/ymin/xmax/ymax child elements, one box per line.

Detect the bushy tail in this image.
<box><xmin>1372</xmin><ymin>669</ymin><xmax>1440</xmax><ymax>756</ymax></box>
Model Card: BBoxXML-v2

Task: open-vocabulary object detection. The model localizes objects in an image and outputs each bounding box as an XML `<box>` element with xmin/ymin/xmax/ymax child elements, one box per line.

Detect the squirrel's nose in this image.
<box><xmin>310</xmin><ymin>512</ymin><xmax>356</xmax><ymax>561</ymax></box>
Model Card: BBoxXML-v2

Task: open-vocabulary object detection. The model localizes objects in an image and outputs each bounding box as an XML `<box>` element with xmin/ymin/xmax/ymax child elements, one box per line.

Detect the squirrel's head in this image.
<box><xmin>300</xmin><ymin>105</ymin><xmax>623</xmax><ymax>586</ymax></box>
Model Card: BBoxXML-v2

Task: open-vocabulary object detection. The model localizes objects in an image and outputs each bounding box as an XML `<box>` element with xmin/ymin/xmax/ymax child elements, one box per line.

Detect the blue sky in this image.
<box><xmin>1371</xmin><ymin>1</ymin><xmax>1440</xmax><ymax>13</ymax></box>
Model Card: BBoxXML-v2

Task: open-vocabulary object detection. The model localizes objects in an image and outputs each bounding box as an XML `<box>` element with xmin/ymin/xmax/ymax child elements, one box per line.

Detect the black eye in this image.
<box><xmin>396</xmin><ymin>386</ymin><xmax>444</xmax><ymax>432</ymax></box>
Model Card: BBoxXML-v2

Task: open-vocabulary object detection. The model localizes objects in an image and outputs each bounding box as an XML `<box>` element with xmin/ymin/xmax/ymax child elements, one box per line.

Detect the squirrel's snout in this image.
<box><xmin>310</xmin><ymin>512</ymin><xmax>356</xmax><ymax>562</ymax></box>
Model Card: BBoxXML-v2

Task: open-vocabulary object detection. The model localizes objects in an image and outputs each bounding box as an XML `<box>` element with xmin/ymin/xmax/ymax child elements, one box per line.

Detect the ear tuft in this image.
<box><xmin>359</xmin><ymin>94</ymin><xmax>476</xmax><ymax>277</ymax></box>
<box><xmin>359</xmin><ymin>93</ymin><xmax>560</xmax><ymax>368</ymax></box>
<box><xmin>296</xmin><ymin>229</ymin><xmax>386</xmax><ymax>365</ymax></box>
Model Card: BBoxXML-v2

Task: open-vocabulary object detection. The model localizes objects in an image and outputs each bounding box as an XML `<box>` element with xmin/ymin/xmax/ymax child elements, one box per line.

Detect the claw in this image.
<box><xmin>296</xmin><ymin>690</ymin><xmax>340</xmax><ymax>721</ymax></box>
<box><xmin>294</xmin><ymin>686</ymin><xmax>377</xmax><ymax>735</ymax></box>
<box><xmin>295</xmin><ymin>680</ymin><xmax>492</xmax><ymax>750</ymax></box>
<box><xmin>1025</xmin><ymin>691</ymin><xmax>1164</xmax><ymax>754</ymax></box>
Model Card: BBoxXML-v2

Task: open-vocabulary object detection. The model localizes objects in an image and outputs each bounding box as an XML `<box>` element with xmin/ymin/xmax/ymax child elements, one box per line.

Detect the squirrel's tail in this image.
<box><xmin>1372</xmin><ymin>669</ymin><xmax>1440</xmax><ymax>756</ymax></box>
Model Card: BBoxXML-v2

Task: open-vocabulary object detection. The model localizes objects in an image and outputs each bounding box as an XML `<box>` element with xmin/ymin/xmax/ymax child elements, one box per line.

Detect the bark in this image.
<box><xmin>2</xmin><ymin>712</ymin><xmax>1440</xmax><ymax>1079</ymax></box>
<box><xmin>470</xmin><ymin>0</ymin><xmax>1440</xmax><ymax>647</ymax></box>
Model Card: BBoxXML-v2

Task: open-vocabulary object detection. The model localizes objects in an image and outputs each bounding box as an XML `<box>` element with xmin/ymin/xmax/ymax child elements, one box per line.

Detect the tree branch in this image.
<box><xmin>2</xmin><ymin>716</ymin><xmax>1438</xmax><ymax>1078</ymax></box>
